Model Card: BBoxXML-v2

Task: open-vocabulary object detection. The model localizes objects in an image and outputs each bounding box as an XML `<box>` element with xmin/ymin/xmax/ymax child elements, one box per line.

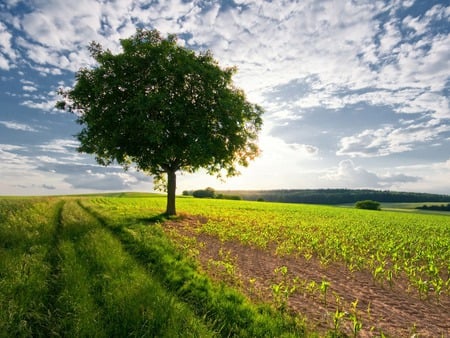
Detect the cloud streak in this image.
<box><xmin>0</xmin><ymin>120</ymin><xmax>38</xmax><ymax>132</ymax></box>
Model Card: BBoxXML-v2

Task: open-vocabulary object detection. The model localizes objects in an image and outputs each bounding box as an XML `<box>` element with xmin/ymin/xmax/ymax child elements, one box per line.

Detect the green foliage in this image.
<box><xmin>355</xmin><ymin>200</ymin><xmax>381</xmax><ymax>210</ymax></box>
<box><xmin>416</xmin><ymin>203</ymin><xmax>450</xmax><ymax>211</ymax></box>
<box><xmin>189</xmin><ymin>188</ymin><xmax>242</xmax><ymax>200</ymax></box>
<box><xmin>193</xmin><ymin>187</ymin><xmax>216</xmax><ymax>198</ymax></box>
<box><xmin>215</xmin><ymin>188</ymin><xmax>450</xmax><ymax>205</ymax></box>
<box><xmin>57</xmin><ymin>29</ymin><xmax>263</xmax><ymax>215</ymax></box>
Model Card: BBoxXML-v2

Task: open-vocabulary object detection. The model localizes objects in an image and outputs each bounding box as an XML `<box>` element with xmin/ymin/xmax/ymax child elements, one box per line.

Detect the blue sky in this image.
<box><xmin>0</xmin><ymin>0</ymin><xmax>449</xmax><ymax>195</ymax></box>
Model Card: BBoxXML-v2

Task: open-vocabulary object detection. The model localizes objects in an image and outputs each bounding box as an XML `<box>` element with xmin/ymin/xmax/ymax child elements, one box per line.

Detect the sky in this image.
<box><xmin>0</xmin><ymin>0</ymin><xmax>449</xmax><ymax>196</ymax></box>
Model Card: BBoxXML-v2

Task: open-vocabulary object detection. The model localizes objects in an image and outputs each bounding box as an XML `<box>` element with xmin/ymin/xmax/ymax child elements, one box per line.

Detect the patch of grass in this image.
<box><xmin>0</xmin><ymin>198</ymin><xmax>216</xmax><ymax>337</ymax></box>
<box><xmin>80</xmin><ymin>199</ymin><xmax>306</xmax><ymax>337</ymax></box>
<box><xmin>0</xmin><ymin>198</ymin><xmax>61</xmax><ymax>337</ymax></box>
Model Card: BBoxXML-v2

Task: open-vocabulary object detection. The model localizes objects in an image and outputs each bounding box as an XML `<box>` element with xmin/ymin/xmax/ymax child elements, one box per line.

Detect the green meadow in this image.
<box><xmin>1</xmin><ymin>194</ymin><xmax>449</xmax><ymax>337</ymax></box>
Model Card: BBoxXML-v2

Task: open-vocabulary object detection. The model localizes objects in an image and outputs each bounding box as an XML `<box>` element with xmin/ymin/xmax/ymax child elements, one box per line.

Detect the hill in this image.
<box><xmin>212</xmin><ymin>188</ymin><xmax>450</xmax><ymax>205</ymax></box>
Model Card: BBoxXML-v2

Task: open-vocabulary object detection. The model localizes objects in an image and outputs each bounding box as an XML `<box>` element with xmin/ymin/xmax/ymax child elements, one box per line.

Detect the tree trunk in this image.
<box><xmin>165</xmin><ymin>170</ymin><xmax>177</xmax><ymax>216</ymax></box>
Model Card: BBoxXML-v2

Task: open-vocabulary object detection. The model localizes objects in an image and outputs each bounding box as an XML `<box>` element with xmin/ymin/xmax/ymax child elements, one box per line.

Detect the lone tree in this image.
<box><xmin>57</xmin><ymin>29</ymin><xmax>263</xmax><ymax>216</ymax></box>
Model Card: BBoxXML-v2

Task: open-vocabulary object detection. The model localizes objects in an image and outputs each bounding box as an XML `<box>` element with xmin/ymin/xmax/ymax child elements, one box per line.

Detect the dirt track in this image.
<box><xmin>164</xmin><ymin>216</ymin><xmax>450</xmax><ymax>337</ymax></box>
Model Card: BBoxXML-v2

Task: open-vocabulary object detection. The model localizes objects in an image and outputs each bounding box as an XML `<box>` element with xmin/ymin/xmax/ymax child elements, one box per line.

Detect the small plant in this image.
<box><xmin>349</xmin><ymin>299</ymin><xmax>362</xmax><ymax>337</ymax></box>
<box><xmin>306</xmin><ymin>280</ymin><xmax>318</xmax><ymax>298</ymax></box>
<box><xmin>333</xmin><ymin>308</ymin><xmax>346</xmax><ymax>336</ymax></box>
<box><xmin>207</xmin><ymin>248</ymin><xmax>240</xmax><ymax>286</ymax></box>
<box><xmin>320</xmin><ymin>280</ymin><xmax>330</xmax><ymax>306</ymax></box>
<box><xmin>271</xmin><ymin>266</ymin><xmax>297</xmax><ymax>311</ymax></box>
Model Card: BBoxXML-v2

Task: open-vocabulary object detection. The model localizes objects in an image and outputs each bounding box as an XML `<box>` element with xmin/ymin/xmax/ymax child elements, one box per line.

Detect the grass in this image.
<box><xmin>2</xmin><ymin>193</ymin><xmax>449</xmax><ymax>337</ymax></box>
<box><xmin>0</xmin><ymin>198</ymin><xmax>214</xmax><ymax>337</ymax></box>
<box><xmin>0</xmin><ymin>196</ymin><xmax>306</xmax><ymax>337</ymax></box>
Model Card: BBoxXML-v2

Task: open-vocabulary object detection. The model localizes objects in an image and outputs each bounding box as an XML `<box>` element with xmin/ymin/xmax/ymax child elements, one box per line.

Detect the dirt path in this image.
<box><xmin>164</xmin><ymin>216</ymin><xmax>450</xmax><ymax>338</ymax></box>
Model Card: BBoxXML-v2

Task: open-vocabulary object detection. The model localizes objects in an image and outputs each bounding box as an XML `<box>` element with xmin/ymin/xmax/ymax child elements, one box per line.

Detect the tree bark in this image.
<box><xmin>165</xmin><ymin>170</ymin><xmax>177</xmax><ymax>216</ymax></box>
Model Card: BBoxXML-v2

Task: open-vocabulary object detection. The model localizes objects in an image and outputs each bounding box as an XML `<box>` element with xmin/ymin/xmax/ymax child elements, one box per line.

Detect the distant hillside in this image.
<box><xmin>213</xmin><ymin>189</ymin><xmax>450</xmax><ymax>205</ymax></box>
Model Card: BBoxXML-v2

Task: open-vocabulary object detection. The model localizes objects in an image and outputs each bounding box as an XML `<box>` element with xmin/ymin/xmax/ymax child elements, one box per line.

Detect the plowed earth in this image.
<box><xmin>164</xmin><ymin>215</ymin><xmax>450</xmax><ymax>338</ymax></box>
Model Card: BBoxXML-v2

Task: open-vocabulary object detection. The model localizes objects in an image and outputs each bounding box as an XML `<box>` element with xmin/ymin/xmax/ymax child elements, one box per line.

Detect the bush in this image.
<box><xmin>355</xmin><ymin>200</ymin><xmax>380</xmax><ymax>210</ymax></box>
<box><xmin>193</xmin><ymin>187</ymin><xmax>216</xmax><ymax>198</ymax></box>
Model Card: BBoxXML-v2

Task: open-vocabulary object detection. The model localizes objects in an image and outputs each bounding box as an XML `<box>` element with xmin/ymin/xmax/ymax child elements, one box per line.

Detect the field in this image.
<box><xmin>1</xmin><ymin>194</ymin><xmax>449</xmax><ymax>337</ymax></box>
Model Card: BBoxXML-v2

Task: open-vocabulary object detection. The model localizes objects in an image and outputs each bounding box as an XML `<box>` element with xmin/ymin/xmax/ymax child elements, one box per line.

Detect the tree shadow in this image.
<box><xmin>136</xmin><ymin>213</ymin><xmax>169</xmax><ymax>225</ymax></box>
<box><xmin>136</xmin><ymin>212</ymin><xmax>186</xmax><ymax>225</ymax></box>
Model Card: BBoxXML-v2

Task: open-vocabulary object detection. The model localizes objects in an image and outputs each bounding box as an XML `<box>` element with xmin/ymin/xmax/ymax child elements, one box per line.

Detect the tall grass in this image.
<box><xmin>0</xmin><ymin>198</ymin><xmax>216</xmax><ymax>337</ymax></box>
<box><xmin>0</xmin><ymin>198</ymin><xmax>60</xmax><ymax>337</ymax></box>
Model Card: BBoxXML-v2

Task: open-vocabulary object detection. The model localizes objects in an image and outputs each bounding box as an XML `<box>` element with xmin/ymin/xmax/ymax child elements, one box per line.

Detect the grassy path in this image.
<box><xmin>0</xmin><ymin>199</ymin><xmax>215</xmax><ymax>337</ymax></box>
<box><xmin>42</xmin><ymin>200</ymin><xmax>65</xmax><ymax>337</ymax></box>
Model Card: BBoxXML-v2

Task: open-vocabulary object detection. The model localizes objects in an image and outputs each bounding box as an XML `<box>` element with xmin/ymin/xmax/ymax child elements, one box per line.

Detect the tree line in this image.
<box><xmin>183</xmin><ymin>188</ymin><xmax>242</xmax><ymax>200</ymax></box>
<box><xmin>210</xmin><ymin>189</ymin><xmax>450</xmax><ymax>205</ymax></box>
<box><xmin>416</xmin><ymin>203</ymin><xmax>450</xmax><ymax>211</ymax></box>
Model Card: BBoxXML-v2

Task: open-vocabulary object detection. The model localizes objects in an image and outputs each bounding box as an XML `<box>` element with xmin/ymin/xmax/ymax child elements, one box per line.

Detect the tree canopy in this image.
<box><xmin>57</xmin><ymin>29</ymin><xmax>263</xmax><ymax>215</ymax></box>
<box><xmin>355</xmin><ymin>200</ymin><xmax>381</xmax><ymax>210</ymax></box>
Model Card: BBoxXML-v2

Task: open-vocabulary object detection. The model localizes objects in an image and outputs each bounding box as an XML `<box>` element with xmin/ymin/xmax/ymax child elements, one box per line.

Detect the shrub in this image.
<box><xmin>193</xmin><ymin>187</ymin><xmax>216</xmax><ymax>198</ymax></box>
<box><xmin>355</xmin><ymin>200</ymin><xmax>380</xmax><ymax>210</ymax></box>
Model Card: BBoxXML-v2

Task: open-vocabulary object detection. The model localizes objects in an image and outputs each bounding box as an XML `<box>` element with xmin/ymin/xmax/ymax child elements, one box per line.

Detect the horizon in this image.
<box><xmin>1</xmin><ymin>0</ymin><xmax>449</xmax><ymax>195</ymax></box>
<box><xmin>2</xmin><ymin>187</ymin><xmax>450</xmax><ymax>199</ymax></box>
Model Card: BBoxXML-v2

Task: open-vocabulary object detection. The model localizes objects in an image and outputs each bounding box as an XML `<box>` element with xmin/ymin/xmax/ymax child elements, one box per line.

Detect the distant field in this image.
<box><xmin>337</xmin><ymin>201</ymin><xmax>450</xmax><ymax>215</ymax></box>
<box><xmin>380</xmin><ymin>202</ymin><xmax>450</xmax><ymax>215</ymax></box>
<box><xmin>1</xmin><ymin>194</ymin><xmax>449</xmax><ymax>337</ymax></box>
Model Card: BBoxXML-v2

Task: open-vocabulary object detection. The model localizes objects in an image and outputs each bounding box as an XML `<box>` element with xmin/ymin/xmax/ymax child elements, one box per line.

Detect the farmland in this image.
<box><xmin>1</xmin><ymin>194</ymin><xmax>449</xmax><ymax>337</ymax></box>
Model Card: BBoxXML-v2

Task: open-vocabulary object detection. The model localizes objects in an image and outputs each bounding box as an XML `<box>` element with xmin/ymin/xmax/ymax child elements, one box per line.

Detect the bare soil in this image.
<box><xmin>163</xmin><ymin>215</ymin><xmax>450</xmax><ymax>338</ymax></box>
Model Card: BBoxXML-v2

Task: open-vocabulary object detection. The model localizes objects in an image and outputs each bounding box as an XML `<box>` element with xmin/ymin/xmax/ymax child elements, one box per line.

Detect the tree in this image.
<box><xmin>193</xmin><ymin>187</ymin><xmax>216</xmax><ymax>199</ymax></box>
<box><xmin>355</xmin><ymin>200</ymin><xmax>381</xmax><ymax>210</ymax></box>
<box><xmin>56</xmin><ymin>29</ymin><xmax>263</xmax><ymax>216</ymax></box>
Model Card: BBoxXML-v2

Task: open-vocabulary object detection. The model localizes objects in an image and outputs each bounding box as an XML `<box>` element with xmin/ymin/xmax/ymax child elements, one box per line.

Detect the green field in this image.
<box><xmin>1</xmin><ymin>194</ymin><xmax>449</xmax><ymax>337</ymax></box>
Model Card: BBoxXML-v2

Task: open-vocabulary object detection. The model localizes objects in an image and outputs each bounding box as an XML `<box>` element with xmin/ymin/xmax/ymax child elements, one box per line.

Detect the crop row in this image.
<box><xmin>89</xmin><ymin>195</ymin><xmax>450</xmax><ymax>299</ymax></box>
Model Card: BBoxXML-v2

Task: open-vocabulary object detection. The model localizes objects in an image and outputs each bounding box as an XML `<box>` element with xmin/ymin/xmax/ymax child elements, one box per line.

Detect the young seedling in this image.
<box><xmin>333</xmin><ymin>307</ymin><xmax>346</xmax><ymax>336</ymax></box>
<box><xmin>271</xmin><ymin>266</ymin><xmax>297</xmax><ymax>311</ymax></box>
<box><xmin>320</xmin><ymin>280</ymin><xmax>330</xmax><ymax>306</ymax></box>
<box><xmin>349</xmin><ymin>299</ymin><xmax>362</xmax><ymax>338</ymax></box>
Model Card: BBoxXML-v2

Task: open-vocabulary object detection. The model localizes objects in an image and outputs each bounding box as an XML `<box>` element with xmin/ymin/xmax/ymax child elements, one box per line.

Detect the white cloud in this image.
<box><xmin>21</xmin><ymin>1</ymin><xmax>101</xmax><ymax>50</ymax></box>
<box><xmin>337</xmin><ymin>119</ymin><xmax>450</xmax><ymax>158</ymax></box>
<box><xmin>63</xmin><ymin>170</ymin><xmax>139</xmax><ymax>190</ymax></box>
<box><xmin>391</xmin><ymin>159</ymin><xmax>450</xmax><ymax>194</ymax></box>
<box><xmin>0</xmin><ymin>120</ymin><xmax>38</xmax><ymax>132</ymax></box>
<box><xmin>0</xmin><ymin>144</ymin><xmax>26</xmax><ymax>151</ymax></box>
<box><xmin>9</xmin><ymin>0</ymin><xmax>447</xmax><ymax>123</ymax></box>
<box><xmin>0</xmin><ymin>140</ymin><xmax>153</xmax><ymax>195</ymax></box>
<box><xmin>39</xmin><ymin>139</ymin><xmax>79</xmax><ymax>154</ymax></box>
<box><xmin>0</xmin><ymin>145</ymin><xmax>35</xmax><ymax>179</ymax></box>
<box><xmin>22</xmin><ymin>85</ymin><xmax>38</xmax><ymax>92</ymax></box>
<box><xmin>0</xmin><ymin>22</ymin><xmax>17</xmax><ymax>69</ymax></box>
<box><xmin>322</xmin><ymin>159</ymin><xmax>419</xmax><ymax>189</ymax></box>
<box><xmin>19</xmin><ymin>88</ymin><xmax>61</xmax><ymax>112</ymax></box>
